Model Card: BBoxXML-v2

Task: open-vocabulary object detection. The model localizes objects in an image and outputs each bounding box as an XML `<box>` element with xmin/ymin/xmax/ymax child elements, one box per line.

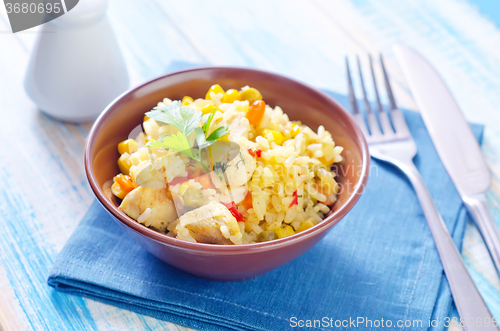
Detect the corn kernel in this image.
<box><xmin>291</xmin><ymin>124</ymin><xmax>300</xmax><ymax>138</ymax></box>
<box><xmin>262</xmin><ymin>129</ymin><xmax>285</xmax><ymax>145</ymax></box>
<box><xmin>182</xmin><ymin>96</ymin><xmax>193</xmax><ymax>106</ymax></box>
<box><xmin>244</xmin><ymin>221</ymin><xmax>254</xmax><ymax>233</ymax></box>
<box><xmin>115</xmin><ymin>174</ymin><xmax>135</xmax><ymax>193</ymax></box>
<box><xmin>222</xmin><ymin>89</ymin><xmax>240</xmax><ymax>103</ymax></box>
<box><xmin>275</xmin><ymin>225</ymin><xmax>295</xmax><ymax>239</ymax></box>
<box><xmin>143</xmin><ymin>115</ymin><xmax>150</xmax><ymax>122</ymax></box>
<box><xmin>111</xmin><ymin>182</ymin><xmax>127</xmax><ymax>199</ymax></box>
<box><xmin>118</xmin><ymin>139</ymin><xmax>139</xmax><ymax>155</ymax></box>
<box><xmin>118</xmin><ymin>155</ymin><xmax>132</xmax><ymax>175</ymax></box>
<box><xmin>297</xmin><ymin>219</ymin><xmax>315</xmax><ymax>233</ymax></box>
<box><xmin>205</xmin><ymin>84</ymin><xmax>224</xmax><ymax>100</ymax></box>
<box><xmin>319</xmin><ymin>157</ymin><xmax>335</xmax><ymax>167</ymax></box>
<box><xmin>202</xmin><ymin>104</ymin><xmax>216</xmax><ymax>115</ymax></box>
<box><xmin>239</xmin><ymin>87</ymin><xmax>262</xmax><ymax>104</ymax></box>
<box><xmin>179</xmin><ymin>182</ymin><xmax>191</xmax><ymax>196</ymax></box>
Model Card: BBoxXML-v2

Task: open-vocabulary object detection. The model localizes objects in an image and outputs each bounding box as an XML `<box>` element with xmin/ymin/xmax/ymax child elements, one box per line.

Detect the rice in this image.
<box><xmin>113</xmin><ymin>84</ymin><xmax>344</xmax><ymax>244</ymax></box>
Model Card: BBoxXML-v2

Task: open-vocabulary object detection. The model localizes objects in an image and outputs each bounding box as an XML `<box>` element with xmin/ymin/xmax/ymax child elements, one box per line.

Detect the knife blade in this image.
<box><xmin>394</xmin><ymin>45</ymin><xmax>500</xmax><ymax>277</ymax></box>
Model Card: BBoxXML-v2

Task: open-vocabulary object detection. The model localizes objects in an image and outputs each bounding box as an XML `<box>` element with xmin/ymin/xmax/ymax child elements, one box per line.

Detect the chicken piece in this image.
<box><xmin>227</xmin><ymin>112</ymin><xmax>250</xmax><ymax>142</ymax></box>
<box><xmin>176</xmin><ymin>201</ymin><xmax>242</xmax><ymax>245</ymax></box>
<box><xmin>239</xmin><ymin>145</ymin><xmax>256</xmax><ymax>180</ymax></box>
<box><xmin>209</xmin><ymin>141</ymin><xmax>256</xmax><ymax>190</ymax></box>
<box><xmin>227</xmin><ymin>113</ymin><xmax>257</xmax><ymax>181</ymax></box>
<box><xmin>130</xmin><ymin>159</ymin><xmax>167</xmax><ymax>189</ymax></box>
<box><xmin>120</xmin><ymin>187</ymin><xmax>177</xmax><ymax>232</ymax></box>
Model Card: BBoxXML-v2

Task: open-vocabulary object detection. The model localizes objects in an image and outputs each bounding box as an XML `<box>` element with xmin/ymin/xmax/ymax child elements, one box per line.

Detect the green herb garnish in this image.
<box><xmin>145</xmin><ymin>101</ymin><xmax>228</xmax><ymax>173</ymax></box>
<box><xmin>213</xmin><ymin>161</ymin><xmax>229</xmax><ymax>181</ymax></box>
<box><xmin>235</xmin><ymin>154</ymin><xmax>244</xmax><ymax>170</ymax></box>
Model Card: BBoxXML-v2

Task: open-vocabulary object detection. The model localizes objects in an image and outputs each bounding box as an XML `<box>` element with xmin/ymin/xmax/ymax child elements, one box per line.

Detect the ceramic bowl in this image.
<box><xmin>85</xmin><ymin>67</ymin><xmax>369</xmax><ymax>281</ymax></box>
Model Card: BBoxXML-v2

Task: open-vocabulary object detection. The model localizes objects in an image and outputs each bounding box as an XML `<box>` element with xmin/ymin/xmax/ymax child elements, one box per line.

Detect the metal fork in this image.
<box><xmin>346</xmin><ymin>54</ymin><xmax>496</xmax><ymax>330</ymax></box>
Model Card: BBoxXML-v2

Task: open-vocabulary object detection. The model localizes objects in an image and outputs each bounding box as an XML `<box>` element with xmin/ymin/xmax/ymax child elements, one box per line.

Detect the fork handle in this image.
<box><xmin>463</xmin><ymin>193</ymin><xmax>500</xmax><ymax>277</ymax></box>
<box><xmin>401</xmin><ymin>162</ymin><xmax>496</xmax><ymax>331</ymax></box>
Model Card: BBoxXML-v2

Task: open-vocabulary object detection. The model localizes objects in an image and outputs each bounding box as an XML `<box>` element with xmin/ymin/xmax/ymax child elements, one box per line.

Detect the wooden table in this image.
<box><xmin>1</xmin><ymin>0</ymin><xmax>499</xmax><ymax>330</ymax></box>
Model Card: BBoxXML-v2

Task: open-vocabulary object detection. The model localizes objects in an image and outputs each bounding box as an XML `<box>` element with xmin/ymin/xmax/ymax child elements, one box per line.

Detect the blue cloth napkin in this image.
<box><xmin>48</xmin><ymin>64</ymin><xmax>484</xmax><ymax>331</ymax></box>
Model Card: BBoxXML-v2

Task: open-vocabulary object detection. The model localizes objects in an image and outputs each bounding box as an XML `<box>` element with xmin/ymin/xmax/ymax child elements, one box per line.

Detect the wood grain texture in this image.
<box><xmin>0</xmin><ymin>0</ymin><xmax>499</xmax><ymax>330</ymax></box>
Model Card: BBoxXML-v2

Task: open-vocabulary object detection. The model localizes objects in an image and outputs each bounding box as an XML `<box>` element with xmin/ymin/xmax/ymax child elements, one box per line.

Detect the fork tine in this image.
<box><xmin>356</xmin><ymin>55</ymin><xmax>372</xmax><ymax>114</ymax></box>
<box><xmin>380</xmin><ymin>53</ymin><xmax>398</xmax><ymax>111</ymax></box>
<box><xmin>345</xmin><ymin>57</ymin><xmax>369</xmax><ymax>137</ymax></box>
<box><xmin>369</xmin><ymin>55</ymin><xmax>395</xmax><ymax>136</ymax></box>
<box><xmin>345</xmin><ymin>57</ymin><xmax>359</xmax><ymax>115</ymax></box>
<box><xmin>379</xmin><ymin>54</ymin><xmax>411</xmax><ymax>138</ymax></box>
<box><xmin>369</xmin><ymin>54</ymin><xmax>383</xmax><ymax>113</ymax></box>
<box><xmin>357</xmin><ymin>55</ymin><xmax>382</xmax><ymax>137</ymax></box>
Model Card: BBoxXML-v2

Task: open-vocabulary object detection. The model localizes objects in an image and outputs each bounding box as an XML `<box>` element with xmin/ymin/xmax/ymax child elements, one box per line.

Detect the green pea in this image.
<box><xmin>257</xmin><ymin>230</ymin><xmax>277</xmax><ymax>242</ymax></box>
<box><xmin>182</xmin><ymin>187</ymin><xmax>204</xmax><ymax>208</ymax></box>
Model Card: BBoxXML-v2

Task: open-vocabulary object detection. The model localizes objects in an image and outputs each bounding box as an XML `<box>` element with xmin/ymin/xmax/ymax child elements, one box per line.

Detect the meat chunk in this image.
<box><xmin>209</xmin><ymin>140</ymin><xmax>256</xmax><ymax>192</ymax></box>
<box><xmin>120</xmin><ymin>187</ymin><xmax>177</xmax><ymax>232</ymax></box>
<box><xmin>175</xmin><ymin>201</ymin><xmax>242</xmax><ymax>244</ymax></box>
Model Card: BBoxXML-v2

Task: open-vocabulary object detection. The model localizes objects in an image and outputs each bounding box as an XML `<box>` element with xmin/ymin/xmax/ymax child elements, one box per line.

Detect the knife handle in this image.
<box><xmin>463</xmin><ymin>193</ymin><xmax>500</xmax><ymax>277</ymax></box>
<box><xmin>402</xmin><ymin>163</ymin><xmax>497</xmax><ymax>331</ymax></box>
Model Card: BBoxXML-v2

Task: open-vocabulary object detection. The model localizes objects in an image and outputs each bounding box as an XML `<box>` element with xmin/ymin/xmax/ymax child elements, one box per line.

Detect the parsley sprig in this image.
<box><xmin>145</xmin><ymin>101</ymin><xmax>229</xmax><ymax>173</ymax></box>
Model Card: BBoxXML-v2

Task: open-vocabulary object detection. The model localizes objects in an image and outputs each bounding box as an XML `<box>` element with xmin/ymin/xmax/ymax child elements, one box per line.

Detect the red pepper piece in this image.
<box><xmin>222</xmin><ymin>201</ymin><xmax>244</xmax><ymax>222</ymax></box>
<box><xmin>168</xmin><ymin>176</ymin><xmax>189</xmax><ymax>187</ymax></box>
<box><xmin>256</xmin><ymin>149</ymin><xmax>262</xmax><ymax>157</ymax></box>
<box><xmin>247</xmin><ymin>148</ymin><xmax>255</xmax><ymax>157</ymax></box>
<box><xmin>289</xmin><ymin>190</ymin><xmax>298</xmax><ymax>208</ymax></box>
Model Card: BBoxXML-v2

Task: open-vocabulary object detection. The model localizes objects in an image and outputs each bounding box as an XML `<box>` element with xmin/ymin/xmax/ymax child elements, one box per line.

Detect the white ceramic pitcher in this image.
<box><xmin>24</xmin><ymin>0</ymin><xmax>129</xmax><ymax>122</ymax></box>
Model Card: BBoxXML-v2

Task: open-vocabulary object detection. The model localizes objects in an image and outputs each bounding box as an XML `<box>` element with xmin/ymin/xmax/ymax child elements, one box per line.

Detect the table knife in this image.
<box><xmin>394</xmin><ymin>45</ymin><xmax>500</xmax><ymax>279</ymax></box>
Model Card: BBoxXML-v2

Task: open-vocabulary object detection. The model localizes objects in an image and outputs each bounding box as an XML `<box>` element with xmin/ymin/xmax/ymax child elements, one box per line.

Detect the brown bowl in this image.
<box><xmin>85</xmin><ymin>67</ymin><xmax>369</xmax><ymax>281</ymax></box>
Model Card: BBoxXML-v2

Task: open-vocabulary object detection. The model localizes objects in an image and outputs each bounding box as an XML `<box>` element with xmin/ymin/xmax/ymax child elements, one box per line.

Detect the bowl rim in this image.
<box><xmin>85</xmin><ymin>66</ymin><xmax>370</xmax><ymax>254</ymax></box>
